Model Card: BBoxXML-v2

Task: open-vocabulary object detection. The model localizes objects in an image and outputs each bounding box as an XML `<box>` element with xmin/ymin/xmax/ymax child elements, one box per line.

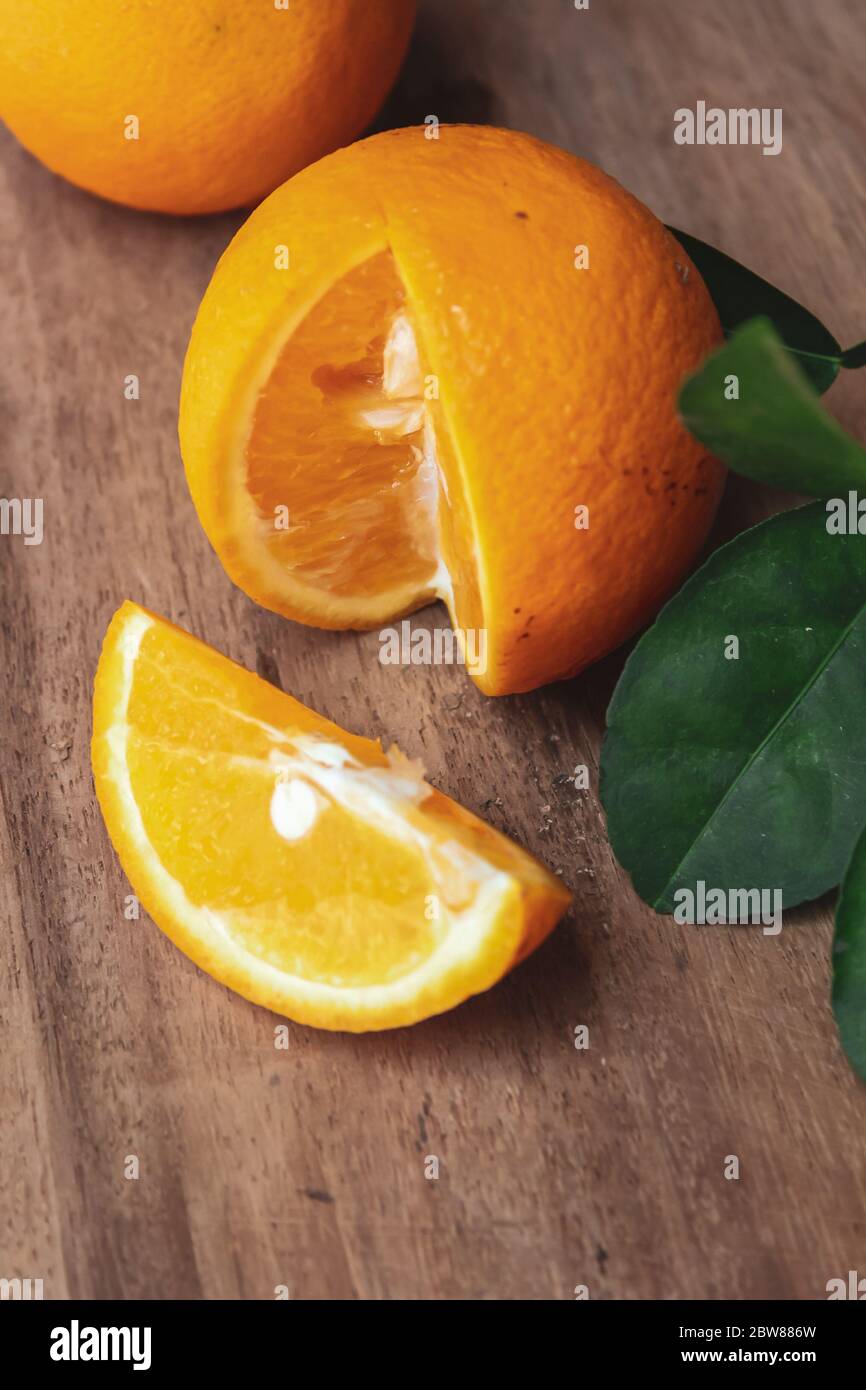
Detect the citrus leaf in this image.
<box><xmin>833</xmin><ymin>823</ymin><xmax>866</xmax><ymax>1084</ymax></box>
<box><xmin>841</xmin><ymin>340</ymin><xmax>866</xmax><ymax>370</ymax></box>
<box><xmin>668</xmin><ymin>227</ymin><xmax>841</xmax><ymax>394</ymax></box>
<box><xmin>600</xmin><ymin>502</ymin><xmax>866</xmax><ymax>914</ymax></box>
<box><xmin>678</xmin><ymin>318</ymin><xmax>866</xmax><ymax>496</ymax></box>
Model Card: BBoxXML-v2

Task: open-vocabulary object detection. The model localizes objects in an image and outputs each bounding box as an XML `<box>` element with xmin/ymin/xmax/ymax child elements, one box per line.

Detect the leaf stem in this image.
<box><xmin>721</xmin><ymin>329</ymin><xmax>840</xmax><ymax>368</ymax></box>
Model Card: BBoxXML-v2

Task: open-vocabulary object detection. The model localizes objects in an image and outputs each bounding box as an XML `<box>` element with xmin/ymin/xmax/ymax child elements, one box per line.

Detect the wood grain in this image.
<box><xmin>2</xmin><ymin>0</ymin><xmax>865</xmax><ymax>1300</ymax></box>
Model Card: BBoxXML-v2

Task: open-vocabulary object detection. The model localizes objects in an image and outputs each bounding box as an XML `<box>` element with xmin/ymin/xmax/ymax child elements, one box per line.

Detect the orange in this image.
<box><xmin>0</xmin><ymin>1</ymin><xmax>415</xmax><ymax>215</ymax></box>
<box><xmin>180</xmin><ymin>125</ymin><xmax>725</xmax><ymax>695</ymax></box>
<box><xmin>92</xmin><ymin>602</ymin><xmax>571</xmax><ymax>1032</ymax></box>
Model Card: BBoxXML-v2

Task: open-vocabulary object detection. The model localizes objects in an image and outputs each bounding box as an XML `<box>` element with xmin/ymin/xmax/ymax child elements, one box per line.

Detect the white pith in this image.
<box><xmin>267</xmin><ymin>736</ymin><xmax>500</xmax><ymax>911</ymax></box>
<box><xmin>378</xmin><ymin>310</ymin><xmax>454</xmax><ymax>604</ymax></box>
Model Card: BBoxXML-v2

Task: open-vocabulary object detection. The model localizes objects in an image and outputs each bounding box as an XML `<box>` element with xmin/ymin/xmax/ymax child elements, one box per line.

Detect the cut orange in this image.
<box><xmin>92</xmin><ymin>602</ymin><xmax>571</xmax><ymax>1031</ymax></box>
<box><xmin>180</xmin><ymin>125</ymin><xmax>725</xmax><ymax>695</ymax></box>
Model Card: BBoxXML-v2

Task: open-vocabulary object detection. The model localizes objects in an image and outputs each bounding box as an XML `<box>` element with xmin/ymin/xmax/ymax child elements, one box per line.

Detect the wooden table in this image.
<box><xmin>2</xmin><ymin>0</ymin><xmax>864</xmax><ymax>1300</ymax></box>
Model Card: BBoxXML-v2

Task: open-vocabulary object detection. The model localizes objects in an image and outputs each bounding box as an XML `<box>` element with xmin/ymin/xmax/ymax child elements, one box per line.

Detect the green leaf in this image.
<box><xmin>841</xmin><ymin>340</ymin><xmax>866</xmax><ymax>370</ymax></box>
<box><xmin>600</xmin><ymin>502</ymin><xmax>866</xmax><ymax>915</ymax></box>
<box><xmin>678</xmin><ymin>318</ymin><xmax>866</xmax><ymax>496</ymax></box>
<box><xmin>668</xmin><ymin>227</ymin><xmax>841</xmax><ymax>394</ymax></box>
<box><xmin>833</xmin><ymin>823</ymin><xmax>866</xmax><ymax>1083</ymax></box>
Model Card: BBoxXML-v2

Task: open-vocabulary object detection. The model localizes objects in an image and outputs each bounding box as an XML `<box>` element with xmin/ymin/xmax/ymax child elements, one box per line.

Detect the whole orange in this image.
<box><xmin>0</xmin><ymin>0</ymin><xmax>416</xmax><ymax>214</ymax></box>
<box><xmin>180</xmin><ymin>125</ymin><xmax>726</xmax><ymax>694</ymax></box>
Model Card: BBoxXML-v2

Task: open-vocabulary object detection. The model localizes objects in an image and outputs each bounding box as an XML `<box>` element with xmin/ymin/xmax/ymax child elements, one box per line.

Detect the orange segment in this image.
<box><xmin>180</xmin><ymin>125</ymin><xmax>725</xmax><ymax>694</ymax></box>
<box><xmin>92</xmin><ymin>602</ymin><xmax>570</xmax><ymax>1031</ymax></box>
<box><xmin>246</xmin><ymin>250</ymin><xmax>439</xmax><ymax>602</ymax></box>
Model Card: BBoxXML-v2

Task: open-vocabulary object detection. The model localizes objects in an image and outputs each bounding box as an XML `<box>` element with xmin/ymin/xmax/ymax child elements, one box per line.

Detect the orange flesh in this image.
<box><xmin>245</xmin><ymin>250</ymin><xmax>439</xmax><ymax>600</ymax></box>
<box><xmin>123</xmin><ymin>619</ymin><xmax>454</xmax><ymax>987</ymax></box>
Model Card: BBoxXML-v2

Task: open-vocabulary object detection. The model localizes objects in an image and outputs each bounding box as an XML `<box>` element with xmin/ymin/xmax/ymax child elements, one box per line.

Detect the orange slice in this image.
<box><xmin>92</xmin><ymin>602</ymin><xmax>571</xmax><ymax>1031</ymax></box>
<box><xmin>180</xmin><ymin>125</ymin><xmax>725</xmax><ymax>695</ymax></box>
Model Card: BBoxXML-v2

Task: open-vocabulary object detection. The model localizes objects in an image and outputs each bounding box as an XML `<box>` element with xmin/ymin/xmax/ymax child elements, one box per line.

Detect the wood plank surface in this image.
<box><xmin>2</xmin><ymin>0</ymin><xmax>865</xmax><ymax>1300</ymax></box>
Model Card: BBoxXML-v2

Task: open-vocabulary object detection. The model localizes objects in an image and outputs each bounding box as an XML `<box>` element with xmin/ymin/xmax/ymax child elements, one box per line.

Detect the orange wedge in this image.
<box><xmin>92</xmin><ymin>602</ymin><xmax>571</xmax><ymax>1031</ymax></box>
<box><xmin>180</xmin><ymin>125</ymin><xmax>724</xmax><ymax>695</ymax></box>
